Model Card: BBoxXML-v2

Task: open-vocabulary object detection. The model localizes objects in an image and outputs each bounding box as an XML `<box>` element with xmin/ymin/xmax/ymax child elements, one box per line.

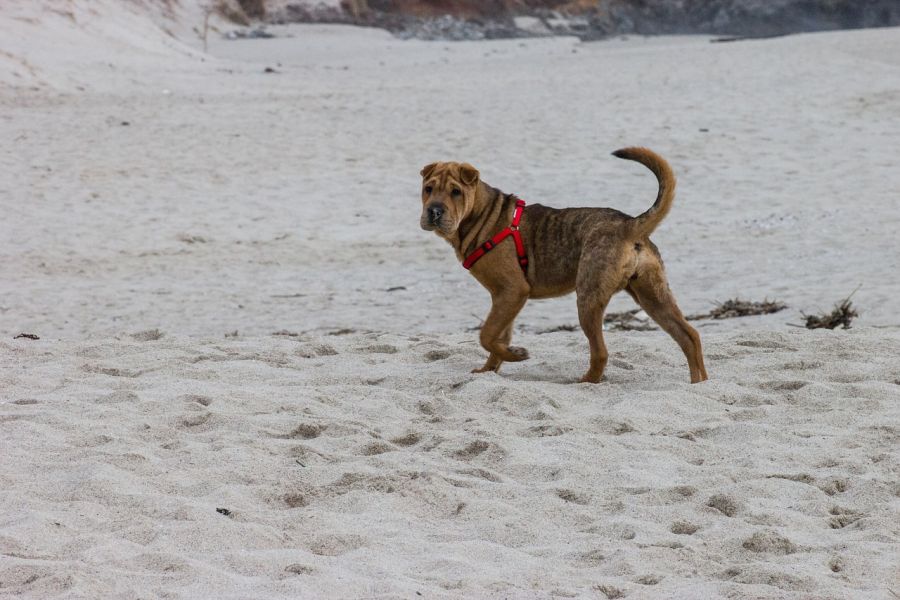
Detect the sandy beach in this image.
<box><xmin>1</xmin><ymin>2</ymin><xmax>899</xmax><ymax>598</ymax></box>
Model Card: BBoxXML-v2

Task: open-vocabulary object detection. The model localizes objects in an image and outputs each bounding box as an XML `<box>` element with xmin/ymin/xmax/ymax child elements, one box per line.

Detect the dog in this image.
<box><xmin>419</xmin><ymin>147</ymin><xmax>708</xmax><ymax>384</ymax></box>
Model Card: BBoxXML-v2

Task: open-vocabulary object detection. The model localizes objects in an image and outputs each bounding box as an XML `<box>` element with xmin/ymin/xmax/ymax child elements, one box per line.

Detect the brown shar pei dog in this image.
<box><xmin>419</xmin><ymin>147</ymin><xmax>708</xmax><ymax>384</ymax></box>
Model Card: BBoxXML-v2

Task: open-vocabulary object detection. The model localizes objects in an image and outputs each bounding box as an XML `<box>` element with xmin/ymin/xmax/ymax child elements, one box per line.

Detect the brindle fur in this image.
<box><xmin>419</xmin><ymin>147</ymin><xmax>708</xmax><ymax>384</ymax></box>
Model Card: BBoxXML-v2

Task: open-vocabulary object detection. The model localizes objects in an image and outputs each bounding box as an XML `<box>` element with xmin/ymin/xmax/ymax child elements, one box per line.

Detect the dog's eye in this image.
<box><xmin>424</xmin><ymin>186</ymin><xmax>432</xmax><ymax>194</ymax></box>
<box><xmin>451</xmin><ymin>188</ymin><xmax>461</xmax><ymax>197</ymax></box>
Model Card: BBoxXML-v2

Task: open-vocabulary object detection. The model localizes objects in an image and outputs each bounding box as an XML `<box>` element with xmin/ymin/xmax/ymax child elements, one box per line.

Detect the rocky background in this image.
<box><xmin>236</xmin><ymin>0</ymin><xmax>900</xmax><ymax>40</ymax></box>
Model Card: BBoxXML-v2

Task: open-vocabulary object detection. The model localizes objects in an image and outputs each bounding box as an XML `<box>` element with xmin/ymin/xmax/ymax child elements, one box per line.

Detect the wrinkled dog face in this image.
<box><xmin>420</xmin><ymin>161</ymin><xmax>480</xmax><ymax>235</ymax></box>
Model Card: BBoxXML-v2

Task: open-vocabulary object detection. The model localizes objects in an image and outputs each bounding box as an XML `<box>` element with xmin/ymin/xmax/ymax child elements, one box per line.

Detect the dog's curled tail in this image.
<box><xmin>612</xmin><ymin>147</ymin><xmax>676</xmax><ymax>238</ymax></box>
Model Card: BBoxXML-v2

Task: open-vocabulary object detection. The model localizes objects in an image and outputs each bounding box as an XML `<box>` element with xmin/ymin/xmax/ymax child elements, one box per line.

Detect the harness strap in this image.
<box><xmin>462</xmin><ymin>199</ymin><xmax>528</xmax><ymax>272</ymax></box>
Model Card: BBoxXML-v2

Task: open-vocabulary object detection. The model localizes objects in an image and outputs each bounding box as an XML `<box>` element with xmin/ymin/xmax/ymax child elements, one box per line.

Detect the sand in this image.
<box><xmin>1</xmin><ymin>2</ymin><xmax>899</xmax><ymax>598</ymax></box>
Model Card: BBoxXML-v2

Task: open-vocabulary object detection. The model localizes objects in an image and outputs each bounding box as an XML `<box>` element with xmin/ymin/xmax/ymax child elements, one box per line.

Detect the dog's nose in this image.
<box><xmin>428</xmin><ymin>205</ymin><xmax>444</xmax><ymax>224</ymax></box>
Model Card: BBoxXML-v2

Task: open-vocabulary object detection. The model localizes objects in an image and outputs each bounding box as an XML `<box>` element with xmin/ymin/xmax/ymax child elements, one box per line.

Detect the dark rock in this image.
<box><xmin>269</xmin><ymin>0</ymin><xmax>900</xmax><ymax>41</ymax></box>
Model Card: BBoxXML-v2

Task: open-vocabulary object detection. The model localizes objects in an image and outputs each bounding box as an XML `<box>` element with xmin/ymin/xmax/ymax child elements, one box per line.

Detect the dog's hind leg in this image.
<box><xmin>575</xmin><ymin>247</ymin><xmax>623</xmax><ymax>384</ymax></box>
<box><xmin>576</xmin><ymin>293</ymin><xmax>610</xmax><ymax>383</ymax></box>
<box><xmin>626</xmin><ymin>261</ymin><xmax>708</xmax><ymax>383</ymax></box>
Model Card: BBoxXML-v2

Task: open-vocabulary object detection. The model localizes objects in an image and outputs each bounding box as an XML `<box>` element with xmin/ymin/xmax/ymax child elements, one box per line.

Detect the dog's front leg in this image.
<box><xmin>472</xmin><ymin>323</ymin><xmax>514</xmax><ymax>373</ymax></box>
<box><xmin>472</xmin><ymin>288</ymin><xmax>529</xmax><ymax>373</ymax></box>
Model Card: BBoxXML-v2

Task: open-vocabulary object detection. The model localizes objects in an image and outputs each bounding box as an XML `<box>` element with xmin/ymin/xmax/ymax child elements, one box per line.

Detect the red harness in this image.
<box><xmin>462</xmin><ymin>199</ymin><xmax>528</xmax><ymax>272</ymax></box>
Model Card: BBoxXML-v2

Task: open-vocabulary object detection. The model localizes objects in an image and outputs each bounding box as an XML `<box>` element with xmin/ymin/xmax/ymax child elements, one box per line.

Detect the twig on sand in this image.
<box><xmin>14</xmin><ymin>333</ymin><xmax>40</xmax><ymax>340</ymax></box>
<box><xmin>466</xmin><ymin>313</ymin><xmax>484</xmax><ymax>332</ymax></box>
<box><xmin>687</xmin><ymin>298</ymin><xmax>787</xmax><ymax>321</ymax></box>
<box><xmin>799</xmin><ymin>286</ymin><xmax>861</xmax><ymax>330</ymax></box>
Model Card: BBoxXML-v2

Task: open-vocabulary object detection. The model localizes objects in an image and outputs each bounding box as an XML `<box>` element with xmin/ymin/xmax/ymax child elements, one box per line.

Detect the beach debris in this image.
<box><xmin>688</xmin><ymin>298</ymin><xmax>787</xmax><ymax>321</ymax></box>
<box><xmin>263</xmin><ymin>66</ymin><xmax>278</xmax><ymax>73</ymax></box>
<box><xmin>224</xmin><ymin>27</ymin><xmax>274</xmax><ymax>40</ymax></box>
<box><xmin>176</xmin><ymin>233</ymin><xmax>210</xmax><ymax>244</ymax></box>
<box><xmin>14</xmin><ymin>333</ymin><xmax>40</xmax><ymax>340</ymax></box>
<box><xmin>386</xmin><ymin>286</ymin><xmax>406</xmax><ymax>292</ymax></box>
<box><xmin>328</xmin><ymin>328</ymin><xmax>356</xmax><ymax>336</ymax></box>
<box><xmin>216</xmin><ymin>507</ymin><xmax>231</xmax><ymax>516</ymax></box>
<box><xmin>535</xmin><ymin>324</ymin><xmax>578</xmax><ymax>334</ymax></box>
<box><xmin>801</xmin><ymin>288</ymin><xmax>860</xmax><ymax>330</ymax></box>
<box><xmin>535</xmin><ymin>298</ymin><xmax>791</xmax><ymax>334</ymax></box>
<box><xmin>538</xmin><ymin>310</ymin><xmax>657</xmax><ymax>334</ymax></box>
<box><xmin>605</xmin><ymin>309</ymin><xmax>656</xmax><ymax>331</ymax></box>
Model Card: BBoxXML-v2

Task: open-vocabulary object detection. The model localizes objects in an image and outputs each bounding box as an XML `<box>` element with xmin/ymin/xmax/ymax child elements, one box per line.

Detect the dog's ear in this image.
<box><xmin>459</xmin><ymin>163</ymin><xmax>480</xmax><ymax>186</ymax></box>
<box><xmin>420</xmin><ymin>162</ymin><xmax>438</xmax><ymax>179</ymax></box>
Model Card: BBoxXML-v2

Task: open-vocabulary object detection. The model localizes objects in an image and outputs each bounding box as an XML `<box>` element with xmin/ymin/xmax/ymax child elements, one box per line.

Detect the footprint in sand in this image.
<box><xmin>761</xmin><ymin>380</ymin><xmax>808</xmax><ymax>392</ymax></box>
<box><xmin>179</xmin><ymin>412</ymin><xmax>212</xmax><ymax>429</ymax></box>
<box><xmin>707</xmin><ymin>494</ymin><xmax>741</xmax><ymax>517</ymax></box>
<box><xmin>828</xmin><ymin>506</ymin><xmax>863</xmax><ymax>529</ymax></box>
<box><xmin>283</xmin><ymin>492</ymin><xmax>309</xmax><ymax>508</ymax></box>
<box><xmin>180</xmin><ymin>394</ymin><xmax>212</xmax><ymax>406</ymax></box>
<box><xmin>817</xmin><ymin>477</ymin><xmax>849</xmax><ymax>496</ymax></box>
<box><xmin>742</xmin><ymin>530</ymin><xmax>797</xmax><ymax>554</ymax></box>
<box><xmin>295</xmin><ymin>344</ymin><xmax>338</xmax><ymax>358</ymax></box>
<box><xmin>456</xmin><ymin>467</ymin><xmax>501</xmax><ymax>483</ymax></box>
<box><xmin>308</xmin><ymin>534</ymin><xmax>367</xmax><ymax>556</ymax></box>
<box><xmin>390</xmin><ymin>432</ymin><xmax>421</xmax><ymax>446</ymax></box>
<box><xmin>355</xmin><ymin>344</ymin><xmax>398</xmax><ymax>354</ymax></box>
<box><xmin>424</xmin><ymin>349</ymin><xmax>452</xmax><ymax>361</ymax></box>
<box><xmin>94</xmin><ymin>390</ymin><xmax>140</xmax><ymax>404</ymax></box>
<box><xmin>360</xmin><ymin>441</ymin><xmax>394</xmax><ymax>456</ymax></box>
<box><xmin>670</xmin><ymin>521</ymin><xmax>699</xmax><ymax>535</ymax></box>
<box><xmin>277</xmin><ymin>423</ymin><xmax>326</xmax><ymax>439</ymax></box>
<box><xmin>452</xmin><ymin>440</ymin><xmax>495</xmax><ymax>460</ymax></box>
<box><xmin>736</xmin><ymin>340</ymin><xmax>797</xmax><ymax>350</ymax></box>
<box><xmin>556</xmin><ymin>489</ymin><xmax>590</xmax><ymax>505</ymax></box>
<box><xmin>283</xmin><ymin>563</ymin><xmax>315</xmax><ymax>576</ymax></box>
<box><xmin>524</xmin><ymin>424</ymin><xmax>572</xmax><ymax>437</ymax></box>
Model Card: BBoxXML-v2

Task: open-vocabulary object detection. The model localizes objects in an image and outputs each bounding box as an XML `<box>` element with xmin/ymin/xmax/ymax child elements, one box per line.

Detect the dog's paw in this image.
<box><xmin>579</xmin><ymin>372</ymin><xmax>605</xmax><ymax>384</ymax></box>
<box><xmin>472</xmin><ymin>365</ymin><xmax>500</xmax><ymax>374</ymax></box>
<box><xmin>506</xmin><ymin>346</ymin><xmax>529</xmax><ymax>362</ymax></box>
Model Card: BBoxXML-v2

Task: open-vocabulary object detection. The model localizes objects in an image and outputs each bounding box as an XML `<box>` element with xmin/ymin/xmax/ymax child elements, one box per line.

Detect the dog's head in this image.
<box><xmin>419</xmin><ymin>161</ymin><xmax>480</xmax><ymax>235</ymax></box>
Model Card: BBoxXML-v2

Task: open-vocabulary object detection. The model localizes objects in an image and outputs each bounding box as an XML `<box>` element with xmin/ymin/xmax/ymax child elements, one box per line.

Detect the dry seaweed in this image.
<box><xmin>801</xmin><ymin>289</ymin><xmax>860</xmax><ymax>330</ymax></box>
<box><xmin>687</xmin><ymin>298</ymin><xmax>787</xmax><ymax>321</ymax></box>
<box><xmin>536</xmin><ymin>311</ymin><xmax>658</xmax><ymax>333</ymax></box>
<box><xmin>604</xmin><ymin>309</ymin><xmax>657</xmax><ymax>331</ymax></box>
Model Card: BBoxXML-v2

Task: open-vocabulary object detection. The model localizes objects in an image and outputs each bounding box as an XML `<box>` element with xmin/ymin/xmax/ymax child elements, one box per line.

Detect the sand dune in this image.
<box><xmin>1</xmin><ymin>2</ymin><xmax>899</xmax><ymax>598</ymax></box>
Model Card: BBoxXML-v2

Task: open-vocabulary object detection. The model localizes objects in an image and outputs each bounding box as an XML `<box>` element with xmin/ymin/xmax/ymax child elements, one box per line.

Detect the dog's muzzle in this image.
<box><xmin>421</xmin><ymin>203</ymin><xmax>446</xmax><ymax>231</ymax></box>
<box><xmin>427</xmin><ymin>204</ymin><xmax>444</xmax><ymax>225</ymax></box>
